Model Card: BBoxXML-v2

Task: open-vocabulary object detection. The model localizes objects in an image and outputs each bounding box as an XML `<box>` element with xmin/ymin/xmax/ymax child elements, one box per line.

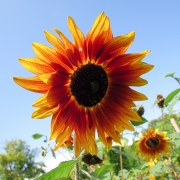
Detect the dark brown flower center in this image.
<box><xmin>146</xmin><ymin>137</ymin><xmax>160</xmax><ymax>148</ymax></box>
<box><xmin>70</xmin><ymin>63</ymin><xmax>108</xmax><ymax>107</ymax></box>
<box><xmin>82</xmin><ymin>153</ymin><xmax>103</xmax><ymax>165</ymax></box>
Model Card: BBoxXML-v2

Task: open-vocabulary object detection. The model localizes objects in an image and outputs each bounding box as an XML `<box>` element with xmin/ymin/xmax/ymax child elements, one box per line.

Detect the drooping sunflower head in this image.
<box><xmin>136</xmin><ymin>127</ymin><xmax>173</xmax><ymax>161</ymax></box>
<box><xmin>13</xmin><ymin>12</ymin><xmax>153</xmax><ymax>157</ymax></box>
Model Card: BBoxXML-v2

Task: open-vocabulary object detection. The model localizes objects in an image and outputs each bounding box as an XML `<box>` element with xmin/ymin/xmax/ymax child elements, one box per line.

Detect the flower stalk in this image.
<box><xmin>170</xmin><ymin>118</ymin><xmax>180</xmax><ymax>132</ymax></box>
<box><xmin>75</xmin><ymin>162</ymin><xmax>79</xmax><ymax>180</ymax></box>
<box><xmin>120</xmin><ymin>146</ymin><xmax>124</xmax><ymax>180</ymax></box>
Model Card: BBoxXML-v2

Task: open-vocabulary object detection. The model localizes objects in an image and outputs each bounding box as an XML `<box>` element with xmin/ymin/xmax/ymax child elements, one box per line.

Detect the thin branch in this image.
<box><xmin>170</xmin><ymin>118</ymin><xmax>180</xmax><ymax>132</ymax></box>
<box><xmin>75</xmin><ymin>162</ymin><xmax>79</xmax><ymax>180</ymax></box>
<box><xmin>160</xmin><ymin>109</ymin><xmax>165</xmax><ymax>131</ymax></box>
<box><xmin>168</xmin><ymin>156</ymin><xmax>179</xmax><ymax>180</ymax></box>
<box><xmin>120</xmin><ymin>146</ymin><xmax>124</xmax><ymax>180</ymax></box>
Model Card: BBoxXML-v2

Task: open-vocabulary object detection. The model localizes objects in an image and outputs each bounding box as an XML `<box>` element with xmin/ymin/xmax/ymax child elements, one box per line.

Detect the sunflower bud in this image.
<box><xmin>82</xmin><ymin>153</ymin><xmax>103</xmax><ymax>165</ymax></box>
<box><xmin>137</xmin><ymin>106</ymin><xmax>145</xmax><ymax>117</ymax></box>
<box><xmin>41</xmin><ymin>150</ymin><xmax>46</xmax><ymax>157</ymax></box>
<box><xmin>156</xmin><ymin>94</ymin><xmax>165</xmax><ymax>109</ymax></box>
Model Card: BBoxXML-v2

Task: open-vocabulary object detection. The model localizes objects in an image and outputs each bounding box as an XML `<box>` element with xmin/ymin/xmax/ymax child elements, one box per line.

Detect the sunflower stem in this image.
<box><xmin>120</xmin><ymin>146</ymin><xmax>124</xmax><ymax>180</ymax></box>
<box><xmin>168</xmin><ymin>156</ymin><xmax>179</xmax><ymax>180</ymax></box>
<box><xmin>160</xmin><ymin>109</ymin><xmax>165</xmax><ymax>131</ymax></box>
<box><xmin>75</xmin><ymin>162</ymin><xmax>79</xmax><ymax>180</ymax></box>
<box><xmin>170</xmin><ymin>118</ymin><xmax>180</xmax><ymax>132</ymax></box>
<box><xmin>169</xmin><ymin>117</ymin><xmax>180</xmax><ymax>180</ymax></box>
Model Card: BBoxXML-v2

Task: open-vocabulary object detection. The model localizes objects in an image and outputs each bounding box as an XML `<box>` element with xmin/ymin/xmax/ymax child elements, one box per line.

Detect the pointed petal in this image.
<box><xmin>108</xmin><ymin>86</ymin><xmax>147</xmax><ymax>108</ymax></box>
<box><xmin>109</xmin><ymin>64</ymin><xmax>154</xmax><ymax>81</ymax></box>
<box><xmin>53</xmin><ymin>28</ymin><xmax>74</xmax><ymax>50</ymax></box>
<box><xmin>87</xmin><ymin>12</ymin><xmax>110</xmax><ymax>42</ymax></box>
<box><xmin>32</xmin><ymin>43</ymin><xmax>60</xmax><ymax>64</ymax></box>
<box><xmin>122</xmin><ymin>77</ymin><xmax>148</xmax><ymax>86</ymax></box>
<box><xmin>50</xmin><ymin>98</ymin><xmax>75</xmax><ymax>140</ymax></box>
<box><xmin>19</xmin><ymin>57</ymin><xmax>55</xmax><ymax>75</ymax></box>
<box><xmin>53</xmin><ymin>28</ymin><xmax>82</xmax><ymax>66</ymax></box>
<box><xmin>44</xmin><ymin>31</ymin><xmax>66</xmax><ymax>55</ymax></box>
<box><xmin>54</xmin><ymin>126</ymin><xmax>73</xmax><ymax>151</ymax></box>
<box><xmin>38</xmin><ymin>70</ymin><xmax>69</xmax><ymax>86</ymax></box>
<box><xmin>32</xmin><ymin>87</ymin><xmax>68</xmax><ymax>108</ymax></box>
<box><xmin>68</xmin><ymin>17</ymin><xmax>85</xmax><ymax>48</ymax></box>
<box><xmin>97</xmin><ymin>31</ymin><xmax>135</xmax><ymax>64</ymax></box>
<box><xmin>13</xmin><ymin>76</ymin><xmax>51</xmax><ymax>93</ymax></box>
<box><xmin>105</xmin><ymin>50</ymin><xmax>150</xmax><ymax>68</ymax></box>
<box><xmin>32</xmin><ymin>105</ymin><xmax>59</xmax><ymax>119</ymax></box>
<box><xmin>94</xmin><ymin>106</ymin><xmax>120</xmax><ymax>142</ymax></box>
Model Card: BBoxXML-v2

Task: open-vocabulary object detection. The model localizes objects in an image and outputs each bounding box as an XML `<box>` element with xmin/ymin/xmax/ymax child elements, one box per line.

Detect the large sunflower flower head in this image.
<box><xmin>136</xmin><ymin>127</ymin><xmax>173</xmax><ymax>161</ymax></box>
<box><xmin>13</xmin><ymin>12</ymin><xmax>153</xmax><ymax>157</ymax></box>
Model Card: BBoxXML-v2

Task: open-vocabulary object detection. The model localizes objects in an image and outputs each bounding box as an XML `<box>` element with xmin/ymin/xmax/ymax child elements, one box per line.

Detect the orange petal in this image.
<box><xmin>105</xmin><ymin>50</ymin><xmax>150</xmax><ymax>68</ymax></box>
<box><xmin>68</xmin><ymin>17</ymin><xmax>85</xmax><ymax>48</ymax></box>
<box><xmin>19</xmin><ymin>57</ymin><xmax>55</xmax><ymax>75</ymax></box>
<box><xmin>109</xmin><ymin>64</ymin><xmax>154</xmax><ymax>81</ymax></box>
<box><xmin>100</xmin><ymin>101</ymin><xmax>135</xmax><ymax>131</ymax></box>
<box><xmin>97</xmin><ymin>31</ymin><xmax>135</xmax><ymax>64</ymax></box>
<box><xmin>87</xmin><ymin>12</ymin><xmax>110</xmax><ymax>42</ymax></box>
<box><xmin>53</xmin><ymin>28</ymin><xmax>82</xmax><ymax>65</ymax></box>
<box><xmin>44</xmin><ymin>31</ymin><xmax>66</xmax><ymax>56</ymax></box>
<box><xmin>95</xmin><ymin>106</ymin><xmax>120</xmax><ymax>142</ymax></box>
<box><xmin>38</xmin><ymin>70</ymin><xmax>69</xmax><ymax>86</ymax></box>
<box><xmin>122</xmin><ymin>77</ymin><xmax>148</xmax><ymax>86</ymax></box>
<box><xmin>32</xmin><ymin>43</ymin><xmax>60</xmax><ymax>64</ymax></box>
<box><xmin>53</xmin><ymin>28</ymin><xmax>74</xmax><ymax>50</ymax></box>
<box><xmin>32</xmin><ymin>87</ymin><xmax>67</xmax><ymax>108</ymax></box>
<box><xmin>50</xmin><ymin>99</ymin><xmax>75</xmax><ymax>140</ymax></box>
<box><xmin>13</xmin><ymin>76</ymin><xmax>51</xmax><ymax>93</ymax></box>
<box><xmin>54</xmin><ymin>126</ymin><xmax>73</xmax><ymax>148</ymax></box>
<box><xmin>74</xmin><ymin>135</ymin><xmax>82</xmax><ymax>157</ymax></box>
<box><xmin>32</xmin><ymin>104</ymin><xmax>59</xmax><ymax>119</ymax></box>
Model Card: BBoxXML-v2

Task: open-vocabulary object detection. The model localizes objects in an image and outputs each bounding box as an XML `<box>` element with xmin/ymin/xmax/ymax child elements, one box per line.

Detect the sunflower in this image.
<box><xmin>13</xmin><ymin>12</ymin><xmax>153</xmax><ymax>157</ymax></box>
<box><xmin>136</xmin><ymin>127</ymin><xmax>173</xmax><ymax>161</ymax></box>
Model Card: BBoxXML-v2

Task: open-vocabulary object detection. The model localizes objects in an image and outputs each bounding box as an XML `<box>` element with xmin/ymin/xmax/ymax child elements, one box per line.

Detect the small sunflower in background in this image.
<box><xmin>14</xmin><ymin>12</ymin><xmax>153</xmax><ymax>157</ymax></box>
<box><xmin>136</xmin><ymin>127</ymin><xmax>173</xmax><ymax>161</ymax></box>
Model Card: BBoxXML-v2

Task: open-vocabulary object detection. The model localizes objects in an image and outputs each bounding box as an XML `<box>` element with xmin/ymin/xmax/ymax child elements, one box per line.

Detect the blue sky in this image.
<box><xmin>1</xmin><ymin>0</ymin><xmax>180</xmax><ymax>157</ymax></box>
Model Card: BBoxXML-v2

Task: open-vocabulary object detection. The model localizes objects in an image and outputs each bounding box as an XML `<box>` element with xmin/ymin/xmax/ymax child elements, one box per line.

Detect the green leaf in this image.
<box><xmin>36</xmin><ymin>160</ymin><xmax>77</xmax><ymax>180</ymax></box>
<box><xmin>97</xmin><ymin>171</ymin><xmax>111</xmax><ymax>180</ymax></box>
<box><xmin>81</xmin><ymin>169</ymin><xmax>94</xmax><ymax>180</ymax></box>
<box><xmin>166</xmin><ymin>94</ymin><xmax>180</xmax><ymax>114</ymax></box>
<box><xmin>131</xmin><ymin>141</ymin><xmax>138</xmax><ymax>151</ymax></box>
<box><xmin>138</xmin><ymin>61</ymin><xmax>147</xmax><ymax>64</ymax></box>
<box><xmin>130</xmin><ymin>117</ymin><xmax>148</xmax><ymax>126</ymax></box>
<box><xmin>149</xmin><ymin>161</ymin><xmax>163</xmax><ymax>174</ymax></box>
<box><xmin>32</xmin><ymin>133</ymin><xmax>43</xmax><ymax>139</ymax></box>
<box><xmin>95</xmin><ymin>164</ymin><xmax>114</xmax><ymax>177</ymax></box>
<box><xmin>164</xmin><ymin>72</ymin><xmax>175</xmax><ymax>78</ymax></box>
<box><xmin>97</xmin><ymin>141</ymin><xmax>105</xmax><ymax>160</ymax></box>
<box><xmin>174</xmin><ymin>139</ymin><xmax>180</xmax><ymax>148</ymax></box>
<box><xmin>156</xmin><ymin>121</ymin><xmax>162</xmax><ymax>129</ymax></box>
<box><xmin>164</xmin><ymin>88</ymin><xmax>180</xmax><ymax>106</ymax></box>
<box><xmin>168</xmin><ymin>132</ymin><xmax>180</xmax><ymax>140</ymax></box>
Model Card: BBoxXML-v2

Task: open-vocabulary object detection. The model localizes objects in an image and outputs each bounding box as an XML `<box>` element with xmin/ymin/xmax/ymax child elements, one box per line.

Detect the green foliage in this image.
<box><xmin>32</xmin><ymin>133</ymin><xmax>43</xmax><ymax>140</ymax></box>
<box><xmin>130</xmin><ymin>117</ymin><xmax>148</xmax><ymax>126</ymax></box>
<box><xmin>95</xmin><ymin>164</ymin><xmax>114</xmax><ymax>177</ymax></box>
<box><xmin>36</xmin><ymin>160</ymin><xmax>77</xmax><ymax>180</ymax></box>
<box><xmin>164</xmin><ymin>72</ymin><xmax>175</xmax><ymax>78</ymax></box>
<box><xmin>164</xmin><ymin>88</ymin><xmax>180</xmax><ymax>106</ymax></box>
<box><xmin>107</xmin><ymin>146</ymin><xmax>143</xmax><ymax>176</ymax></box>
<box><xmin>0</xmin><ymin>140</ymin><xmax>46</xmax><ymax>180</ymax></box>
